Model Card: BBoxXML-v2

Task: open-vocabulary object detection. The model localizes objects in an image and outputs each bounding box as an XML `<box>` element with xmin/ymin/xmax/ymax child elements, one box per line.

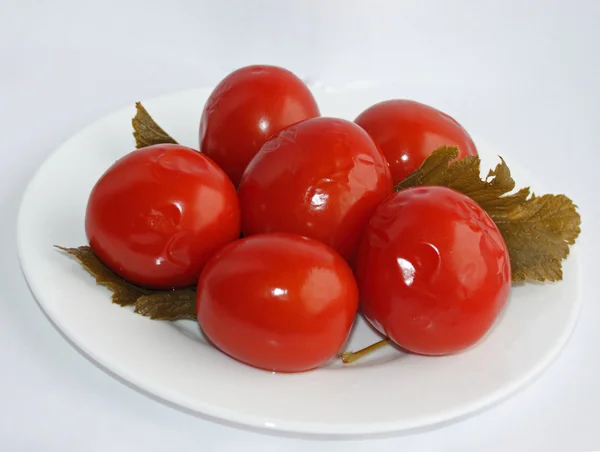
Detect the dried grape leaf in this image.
<box><xmin>132</xmin><ymin>102</ymin><xmax>178</xmax><ymax>149</ymax></box>
<box><xmin>134</xmin><ymin>290</ymin><xmax>197</xmax><ymax>320</ymax></box>
<box><xmin>56</xmin><ymin>246</ymin><xmax>198</xmax><ymax>319</ymax></box>
<box><xmin>55</xmin><ymin>246</ymin><xmax>149</xmax><ymax>306</ymax></box>
<box><xmin>396</xmin><ymin>145</ymin><xmax>460</xmax><ymax>188</ymax></box>
<box><xmin>395</xmin><ymin>147</ymin><xmax>581</xmax><ymax>282</ymax></box>
<box><xmin>495</xmin><ymin>194</ymin><xmax>580</xmax><ymax>282</ymax></box>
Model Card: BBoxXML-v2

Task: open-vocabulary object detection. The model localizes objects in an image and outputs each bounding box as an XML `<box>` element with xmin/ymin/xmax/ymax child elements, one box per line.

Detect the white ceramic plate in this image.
<box><xmin>17</xmin><ymin>87</ymin><xmax>582</xmax><ymax>436</ymax></box>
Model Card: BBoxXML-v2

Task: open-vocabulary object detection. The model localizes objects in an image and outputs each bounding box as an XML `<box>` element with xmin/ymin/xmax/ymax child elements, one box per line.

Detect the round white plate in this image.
<box><xmin>17</xmin><ymin>87</ymin><xmax>582</xmax><ymax>437</ymax></box>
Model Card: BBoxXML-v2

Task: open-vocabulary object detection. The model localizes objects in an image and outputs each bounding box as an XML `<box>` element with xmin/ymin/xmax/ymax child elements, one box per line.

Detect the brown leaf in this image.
<box><xmin>134</xmin><ymin>290</ymin><xmax>197</xmax><ymax>320</ymax></box>
<box><xmin>396</xmin><ymin>145</ymin><xmax>460</xmax><ymax>189</ymax></box>
<box><xmin>495</xmin><ymin>194</ymin><xmax>581</xmax><ymax>282</ymax></box>
<box><xmin>56</xmin><ymin>245</ymin><xmax>198</xmax><ymax>319</ymax></box>
<box><xmin>395</xmin><ymin>147</ymin><xmax>581</xmax><ymax>282</ymax></box>
<box><xmin>55</xmin><ymin>246</ymin><xmax>149</xmax><ymax>305</ymax></box>
<box><xmin>132</xmin><ymin>102</ymin><xmax>178</xmax><ymax>149</ymax></box>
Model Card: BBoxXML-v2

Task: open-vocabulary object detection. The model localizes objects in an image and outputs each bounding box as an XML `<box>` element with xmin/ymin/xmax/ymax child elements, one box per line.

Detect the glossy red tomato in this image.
<box><xmin>199</xmin><ymin>65</ymin><xmax>320</xmax><ymax>186</ymax></box>
<box><xmin>355</xmin><ymin>100</ymin><xmax>478</xmax><ymax>185</ymax></box>
<box><xmin>354</xmin><ymin>186</ymin><xmax>511</xmax><ymax>355</ymax></box>
<box><xmin>238</xmin><ymin>117</ymin><xmax>393</xmax><ymax>262</ymax></box>
<box><xmin>85</xmin><ymin>144</ymin><xmax>241</xmax><ymax>289</ymax></box>
<box><xmin>196</xmin><ymin>233</ymin><xmax>359</xmax><ymax>372</ymax></box>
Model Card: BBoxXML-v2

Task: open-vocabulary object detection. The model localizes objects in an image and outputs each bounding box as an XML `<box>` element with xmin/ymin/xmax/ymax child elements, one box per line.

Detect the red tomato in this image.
<box><xmin>354</xmin><ymin>100</ymin><xmax>477</xmax><ymax>185</ymax></box>
<box><xmin>196</xmin><ymin>233</ymin><xmax>359</xmax><ymax>372</ymax></box>
<box><xmin>354</xmin><ymin>186</ymin><xmax>511</xmax><ymax>355</ymax></box>
<box><xmin>200</xmin><ymin>65</ymin><xmax>320</xmax><ymax>186</ymax></box>
<box><xmin>238</xmin><ymin>117</ymin><xmax>393</xmax><ymax>262</ymax></box>
<box><xmin>85</xmin><ymin>144</ymin><xmax>241</xmax><ymax>289</ymax></box>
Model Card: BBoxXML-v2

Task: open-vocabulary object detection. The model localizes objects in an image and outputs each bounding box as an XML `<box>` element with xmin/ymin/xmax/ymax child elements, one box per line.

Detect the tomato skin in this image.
<box><xmin>354</xmin><ymin>186</ymin><xmax>511</xmax><ymax>355</ymax></box>
<box><xmin>197</xmin><ymin>233</ymin><xmax>359</xmax><ymax>372</ymax></box>
<box><xmin>85</xmin><ymin>144</ymin><xmax>241</xmax><ymax>290</ymax></box>
<box><xmin>238</xmin><ymin>117</ymin><xmax>393</xmax><ymax>262</ymax></box>
<box><xmin>200</xmin><ymin>65</ymin><xmax>320</xmax><ymax>186</ymax></box>
<box><xmin>354</xmin><ymin>100</ymin><xmax>477</xmax><ymax>185</ymax></box>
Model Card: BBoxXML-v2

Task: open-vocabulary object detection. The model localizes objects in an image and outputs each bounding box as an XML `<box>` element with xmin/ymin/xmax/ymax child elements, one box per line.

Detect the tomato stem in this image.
<box><xmin>341</xmin><ymin>338</ymin><xmax>392</xmax><ymax>364</ymax></box>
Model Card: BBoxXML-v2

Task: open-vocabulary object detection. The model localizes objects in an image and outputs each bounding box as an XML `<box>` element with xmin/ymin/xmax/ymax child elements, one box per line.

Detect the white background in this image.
<box><xmin>1</xmin><ymin>1</ymin><xmax>599</xmax><ymax>450</ymax></box>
